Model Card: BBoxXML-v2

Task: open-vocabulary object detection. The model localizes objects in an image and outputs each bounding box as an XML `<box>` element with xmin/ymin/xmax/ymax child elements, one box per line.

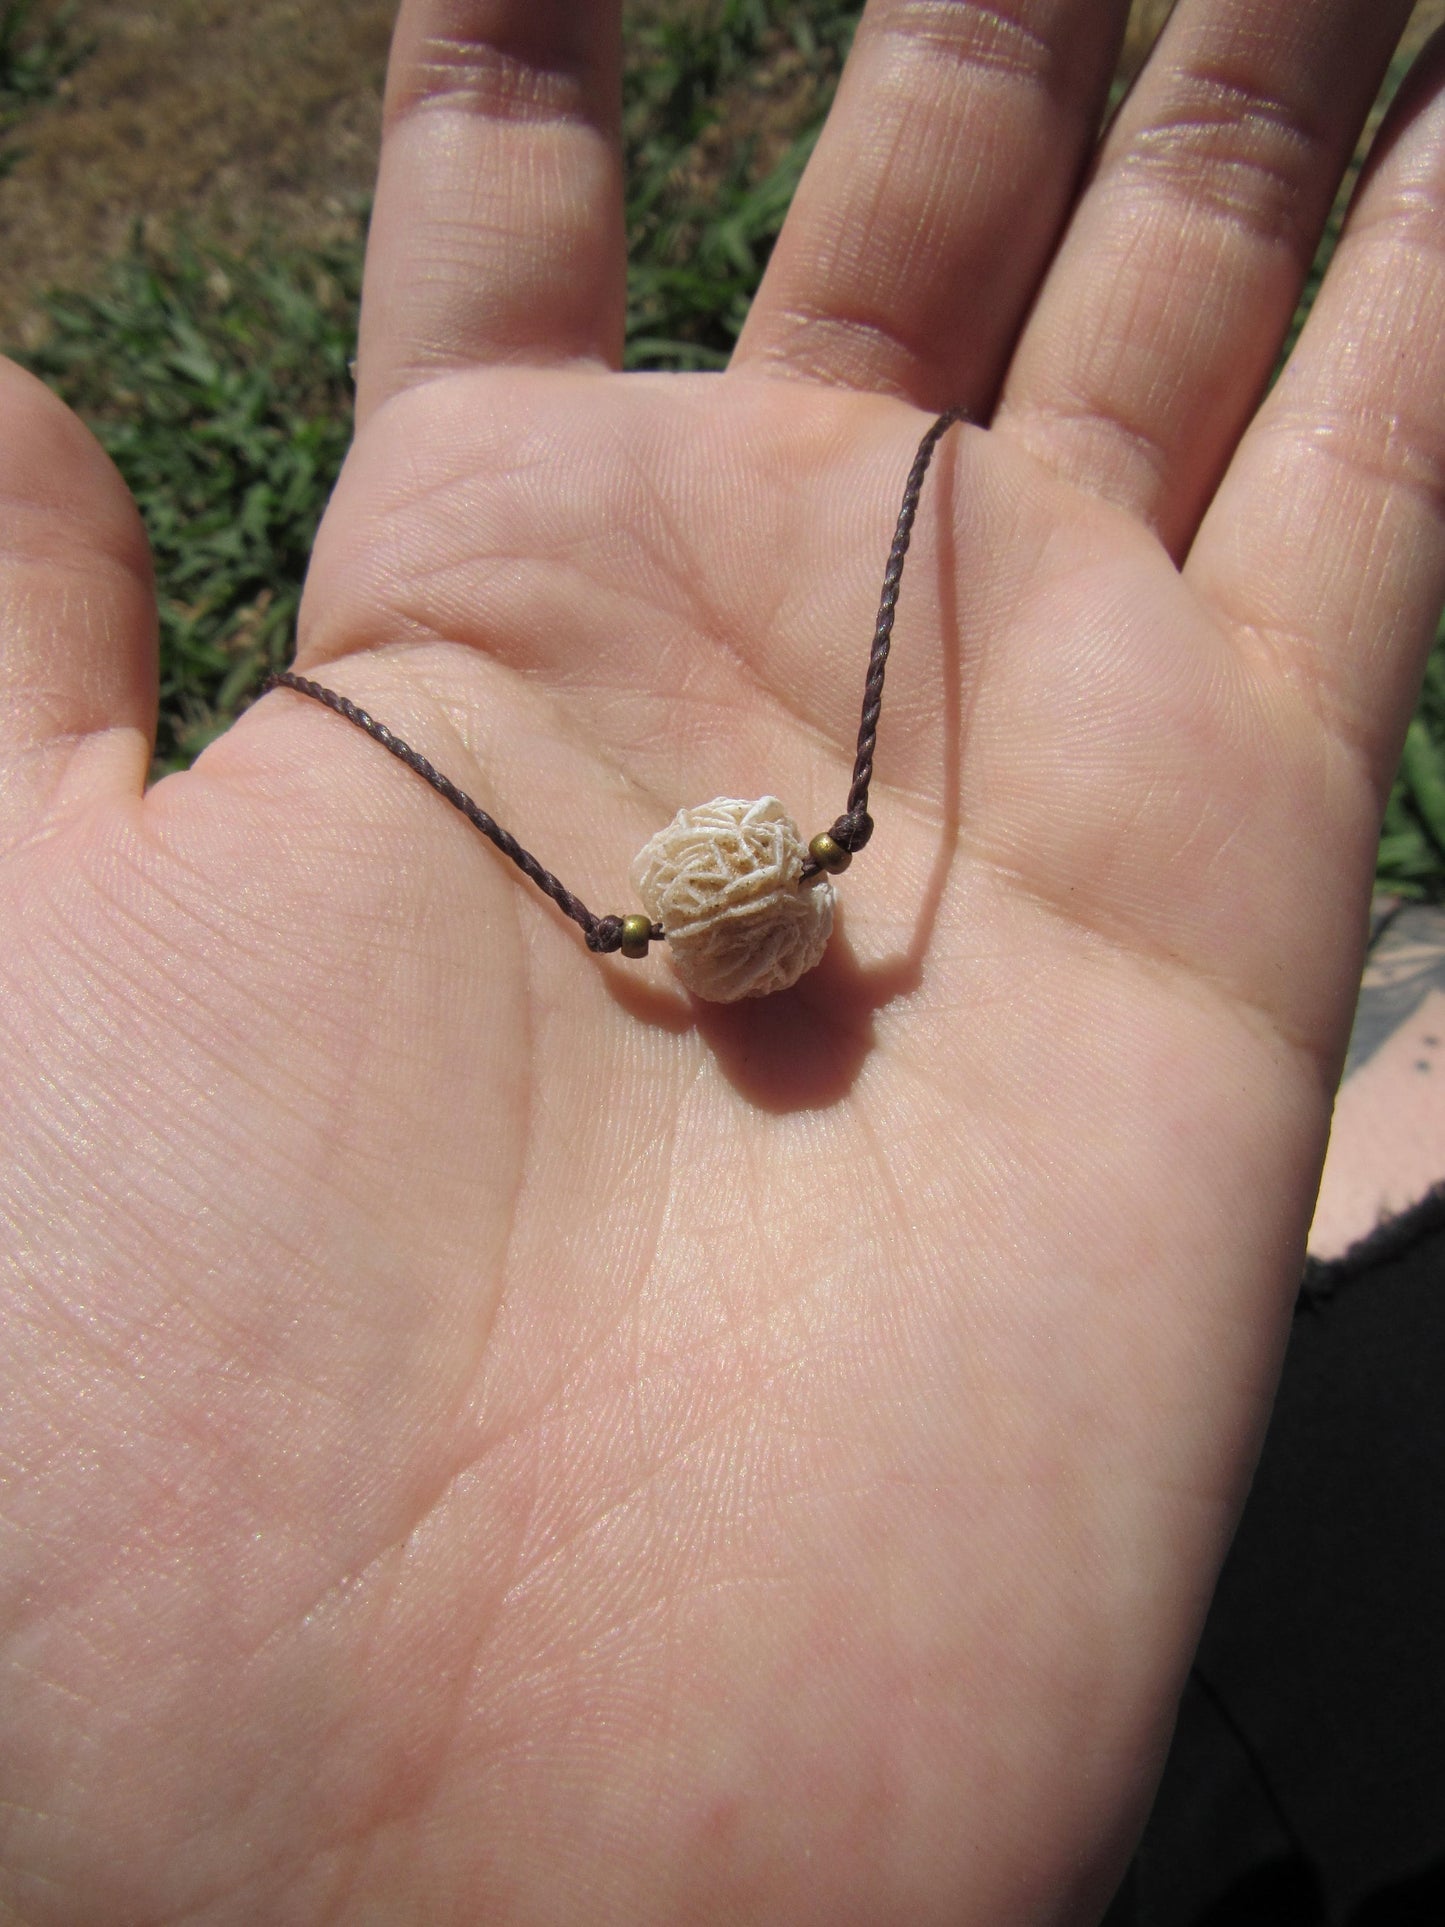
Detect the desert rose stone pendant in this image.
<box><xmin>631</xmin><ymin>797</ymin><xmax>835</xmax><ymax>1002</ymax></box>
<box><xmin>269</xmin><ymin>409</ymin><xmax>962</xmax><ymax>1003</ymax></box>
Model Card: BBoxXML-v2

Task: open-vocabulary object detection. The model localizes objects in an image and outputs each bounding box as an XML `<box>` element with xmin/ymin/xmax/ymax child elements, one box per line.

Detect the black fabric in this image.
<box><xmin>1105</xmin><ymin>1186</ymin><xmax>1445</xmax><ymax>1927</ymax></box>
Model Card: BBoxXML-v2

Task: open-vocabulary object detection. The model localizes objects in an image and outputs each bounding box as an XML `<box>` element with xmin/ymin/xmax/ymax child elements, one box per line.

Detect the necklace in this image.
<box><xmin>272</xmin><ymin>408</ymin><xmax>962</xmax><ymax>1002</ymax></box>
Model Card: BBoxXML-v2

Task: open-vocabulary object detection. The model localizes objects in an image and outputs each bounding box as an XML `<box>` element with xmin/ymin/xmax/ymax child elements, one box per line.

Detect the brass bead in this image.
<box><xmin>620</xmin><ymin>912</ymin><xmax>653</xmax><ymax>959</ymax></box>
<box><xmin>808</xmin><ymin>832</ymin><xmax>852</xmax><ymax>874</ymax></box>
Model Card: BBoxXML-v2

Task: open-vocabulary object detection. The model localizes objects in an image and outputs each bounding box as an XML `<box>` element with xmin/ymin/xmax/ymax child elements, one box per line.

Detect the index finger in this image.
<box><xmin>356</xmin><ymin>0</ymin><xmax>626</xmax><ymax>426</ymax></box>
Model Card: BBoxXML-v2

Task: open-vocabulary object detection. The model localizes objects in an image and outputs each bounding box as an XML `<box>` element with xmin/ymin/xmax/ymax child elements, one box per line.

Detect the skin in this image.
<box><xmin>1311</xmin><ymin>901</ymin><xmax>1445</xmax><ymax>1253</ymax></box>
<box><xmin>3</xmin><ymin>0</ymin><xmax>1445</xmax><ymax>1919</ymax></box>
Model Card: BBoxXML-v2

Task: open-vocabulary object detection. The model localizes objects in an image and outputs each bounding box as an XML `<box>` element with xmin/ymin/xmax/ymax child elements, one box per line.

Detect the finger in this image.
<box><xmin>731</xmin><ymin>0</ymin><xmax>1130</xmax><ymax>409</ymax></box>
<box><xmin>993</xmin><ymin>0</ymin><xmax>1412</xmax><ymax>551</ymax></box>
<box><xmin>356</xmin><ymin>0</ymin><xmax>625</xmax><ymax>425</ymax></box>
<box><xmin>1187</xmin><ymin>33</ymin><xmax>1445</xmax><ymax>787</ymax></box>
<box><xmin>0</xmin><ymin>361</ymin><xmax>155</xmax><ymax>849</ymax></box>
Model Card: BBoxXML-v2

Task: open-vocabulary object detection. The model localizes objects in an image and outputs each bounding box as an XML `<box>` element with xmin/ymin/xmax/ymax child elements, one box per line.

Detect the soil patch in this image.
<box><xmin>0</xmin><ymin>0</ymin><xmax>393</xmax><ymax>345</ymax></box>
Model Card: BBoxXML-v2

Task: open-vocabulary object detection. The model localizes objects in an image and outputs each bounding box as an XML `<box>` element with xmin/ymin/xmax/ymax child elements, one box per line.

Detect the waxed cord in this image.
<box><xmin>269</xmin><ymin>408</ymin><xmax>965</xmax><ymax>952</ymax></box>
<box><xmin>804</xmin><ymin>404</ymin><xmax>965</xmax><ymax>876</ymax></box>
<box><xmin>265</xmin><ymin>674</ymin><xmax>642</xmax><ymax>953</ymax></box>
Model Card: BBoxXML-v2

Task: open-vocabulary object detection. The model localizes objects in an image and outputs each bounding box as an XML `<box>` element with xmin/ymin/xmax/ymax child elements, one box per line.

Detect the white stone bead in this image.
<box><xmin>630</xmin><ymin>796</ymin><xmax>835</xmax><ymax>1002</ymax></box>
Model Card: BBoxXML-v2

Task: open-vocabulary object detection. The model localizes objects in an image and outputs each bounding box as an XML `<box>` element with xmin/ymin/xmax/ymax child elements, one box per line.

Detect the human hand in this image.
<box><xmin>4</xmin><ymin>1</ymin><xmax>1443</xmax><ymax>1919</ymax></box>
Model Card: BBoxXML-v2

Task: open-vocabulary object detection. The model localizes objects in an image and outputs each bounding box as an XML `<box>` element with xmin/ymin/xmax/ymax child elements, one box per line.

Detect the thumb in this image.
<box><xmin>0</xmin><ymin>358</ymin><xmax>156</xmax><ymax>850</ymax></box>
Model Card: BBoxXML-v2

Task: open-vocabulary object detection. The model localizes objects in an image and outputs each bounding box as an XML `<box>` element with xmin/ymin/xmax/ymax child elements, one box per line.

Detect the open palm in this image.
<box><xmin>5</xmin><ymin>1</ymin><xmax>1445</xmax><ymax>1920</ymax></box>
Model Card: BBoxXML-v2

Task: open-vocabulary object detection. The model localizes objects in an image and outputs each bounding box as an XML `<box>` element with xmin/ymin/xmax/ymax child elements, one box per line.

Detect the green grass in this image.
<box><xmin>0</xmin><ymin>0</ymin><xmax>87</xmax><ymax>177</ymax></box>
<box><xmin>26</xmin><ymin>236</ymin><xmax>363</xmax><ymax>766</ymax></box>
<box><xmin>622</xmin><ymin>0</ymin><xmax>854</xmax><ymax>367</ymax></box>
<box><xmin>18</xmin><ymin>0</ymin><xmax>859</xmax><ymax>769</ymax></box>
<box><xmin>10</xmin><ymin>0</ymin><xmax>1445</xmax><ymax>892</ymax></box>
<box><xmin>1383</xmin><ymin>654</ymin><xmax>1445</xmax><ymax>895</ymax></box>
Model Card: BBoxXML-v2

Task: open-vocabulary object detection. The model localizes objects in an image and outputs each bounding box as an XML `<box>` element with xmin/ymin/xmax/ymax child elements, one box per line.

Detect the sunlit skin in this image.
<box><xmin>3</xmin><ymin>0</ymin><xmax>1445</xmax><ymax>1919</ymax></box>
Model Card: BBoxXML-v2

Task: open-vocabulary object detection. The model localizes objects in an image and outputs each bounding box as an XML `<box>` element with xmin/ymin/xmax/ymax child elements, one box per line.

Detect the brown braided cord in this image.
<box><xmin>268</xmin><ymin>409</ymin><xmax>964</xmax><ymax>948</ymax></box>
<box><xmin>818</xmin><ymin>405</ymin><xmax>966</xmax><ymax>866</ymax></box>
<box><xmin>268</xmin><ymin>673</ymin><xmax>637</xmax><ymax>952</ymax></box>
